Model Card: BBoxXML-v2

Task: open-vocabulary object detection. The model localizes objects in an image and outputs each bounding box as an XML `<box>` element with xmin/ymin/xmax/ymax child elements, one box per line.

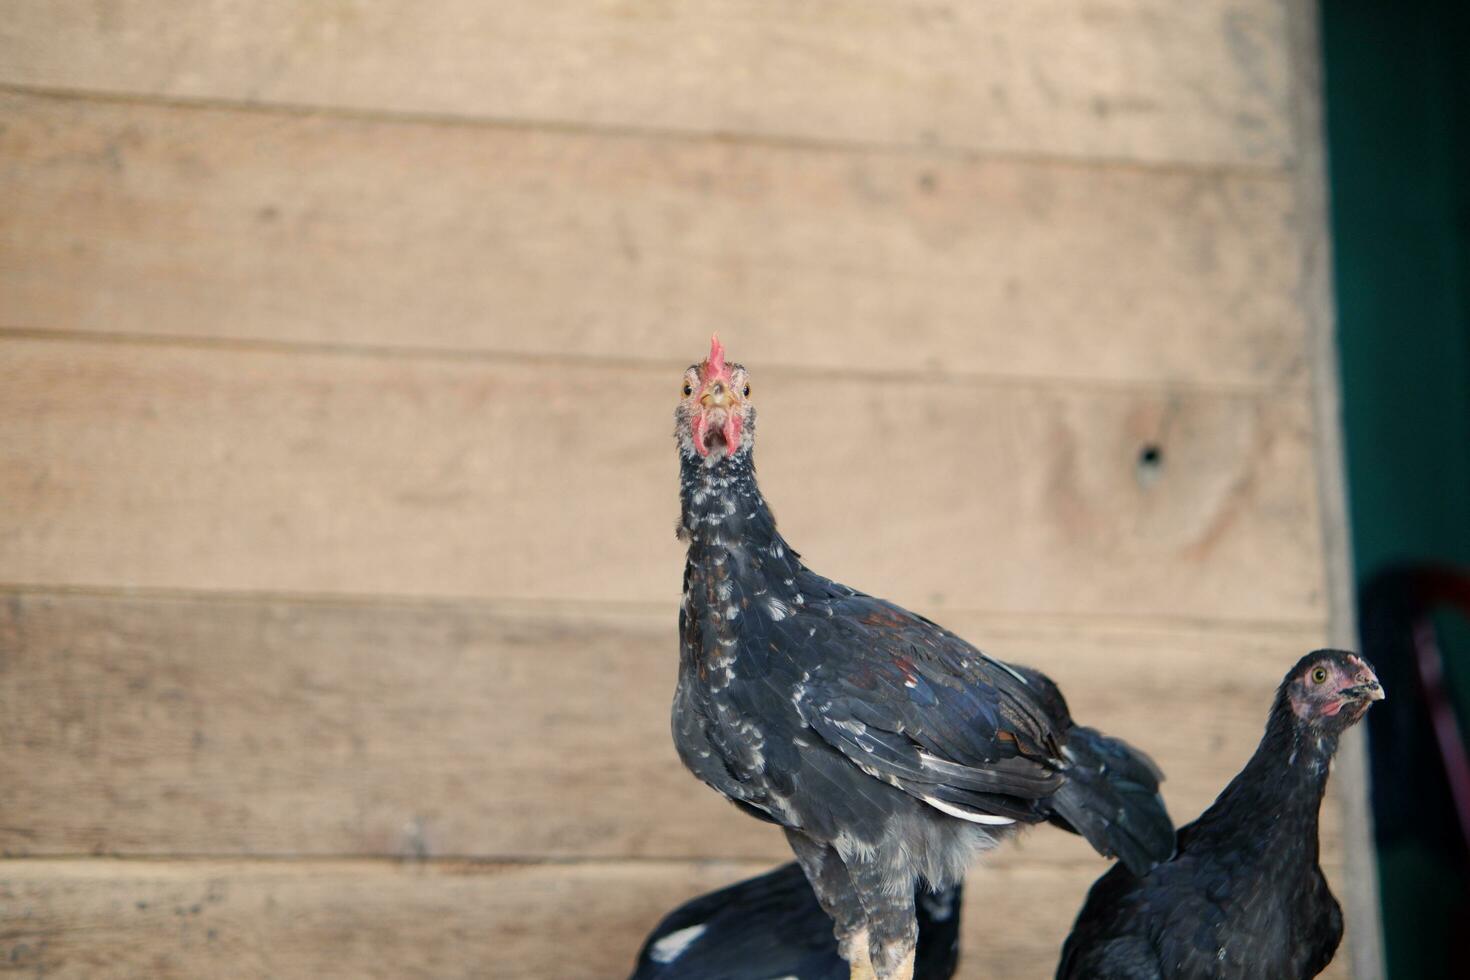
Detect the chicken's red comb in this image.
<box><xmin>705</xmin><ymin>334</ymin><xmax>728</xmax><ymax>378</ymax></box>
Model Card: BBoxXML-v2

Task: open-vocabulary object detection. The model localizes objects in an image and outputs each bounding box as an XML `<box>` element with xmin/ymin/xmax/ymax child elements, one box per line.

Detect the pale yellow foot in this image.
<box><xmin>886</xmin><ymin>947</ymin><xmax>915</xmax><ymax>980</ymax></box>
<box><xmin>844</xmin><ymin>927</ymin><xmax>878</xmax><ymax>980</ymax></box>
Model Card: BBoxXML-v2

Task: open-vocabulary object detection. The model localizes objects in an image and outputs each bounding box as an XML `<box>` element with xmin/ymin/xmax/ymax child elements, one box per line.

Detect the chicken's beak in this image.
<box><xmin>700</xmin><ymin>380</ymin><xmax>732</xmax><ymax>409</ymax></box>
<box><xmin>1342</xmin><ymin>680</ymin><xmax>1385</xmax><ymax>703</ymax></box>
<box><xmin>1341</xmin><ymin>662</ymin><xmax>1385</xmax><ymax>703</ymax></box>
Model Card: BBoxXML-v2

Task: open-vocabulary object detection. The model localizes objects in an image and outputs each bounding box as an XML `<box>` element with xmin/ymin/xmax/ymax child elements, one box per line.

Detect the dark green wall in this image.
<box><xmin>1321</xmin><ymin>1</ymin><xmax>1470</xmax><ymax>977</ymax></box>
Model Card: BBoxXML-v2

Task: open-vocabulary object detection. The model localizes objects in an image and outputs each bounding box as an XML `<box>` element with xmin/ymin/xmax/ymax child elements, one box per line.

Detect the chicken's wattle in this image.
<box><xmin>692</xmin><ymin>408</ymin><xmax>742</xmax><ymax>458</ymax></box>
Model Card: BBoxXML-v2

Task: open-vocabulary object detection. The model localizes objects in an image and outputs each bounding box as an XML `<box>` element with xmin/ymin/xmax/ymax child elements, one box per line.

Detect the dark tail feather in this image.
<box><xmin>1049</xmin><ymin>726</ymin><xmax>1176</xmax><ymax>876</ymax></box>
<box><xmin>915</xmin><ymin>881</ymin><xmax>963</xmax><ymax>980</ymax></box>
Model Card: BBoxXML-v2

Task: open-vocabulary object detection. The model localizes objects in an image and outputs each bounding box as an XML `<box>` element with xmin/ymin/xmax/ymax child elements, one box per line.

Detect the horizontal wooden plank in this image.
<box><xmin>0</xmin><ymin>338</ymin><xmax>1326</xmax><ymax>620</ymax></box>
<box><xmin>0</xmin><ymin>92</ymin><xmax>1305</xmax><ymax>389</ymax></box>
<box><xmin>0</xmin><ymin>857</ymin><xmax>1350</xmax><ymax>980</ymax></box>
<box><xmin>0</xmin><ymin>591</ymin><xmax>1343</xmax><ymax>861</ymax></box>
<box><xmin>0</xmin><ymin>1</ymin><xmax>1292</xmax><ymax>168</ymax></box>
<box><xmin>0</xmin><ymin>859</ymin><xmax>766</xmax><ymax>980</ymax></box>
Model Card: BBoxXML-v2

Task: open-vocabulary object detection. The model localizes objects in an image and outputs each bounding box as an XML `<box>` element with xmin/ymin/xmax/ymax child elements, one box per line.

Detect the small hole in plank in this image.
<box><xmin>1136</xmin><ymin>444</ymin><xmax>1164</xmax><ymax>487</ymax></box>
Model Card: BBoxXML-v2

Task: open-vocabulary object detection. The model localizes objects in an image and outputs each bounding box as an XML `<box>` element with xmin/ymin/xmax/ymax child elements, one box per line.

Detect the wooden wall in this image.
<box><xmin>0</xmin><ymin>2</ymin><xmax>1374</xmax><ymax>977</ymax></box>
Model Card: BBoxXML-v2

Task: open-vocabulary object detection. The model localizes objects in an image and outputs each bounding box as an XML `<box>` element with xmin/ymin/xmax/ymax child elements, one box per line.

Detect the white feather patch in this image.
<box><xmin>921</xmin><ymin>796</ymin><xmax>1016</xmax><ymax>826</ymax></box>
<box><xmin>983</xmin><ymin>654</ymin><xmax>1032</xmax><ymax>687</ymax></box>
<box><xmin>649</xmin><ymin>923</ymin><xmax>707</xmax><ymax>963</ymax></box>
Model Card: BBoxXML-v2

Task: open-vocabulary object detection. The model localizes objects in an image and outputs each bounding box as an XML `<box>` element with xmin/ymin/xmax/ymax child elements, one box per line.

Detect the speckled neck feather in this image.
<box><xmin>678</xmin><ymin>448</ymin><xmax>807</xmax><ymax>671</ymax></box>
<box><xmin>680</xmin><ymin>449</ymin><xmax>789</xmax><ymax>561</ymax></box>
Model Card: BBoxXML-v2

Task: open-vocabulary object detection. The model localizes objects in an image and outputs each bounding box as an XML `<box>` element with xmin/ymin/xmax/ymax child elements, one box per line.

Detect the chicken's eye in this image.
<box><xmin>682</xmin><ymin>383</ymin><xmax>694</xmax><ymax>397</ymax></box>
<box><xmin>1311</xmin><ymin>666</ymin><xmax>1328</xmax><ymax>684</ymax></box>
<box><xmin>743</xmin><ymin>384</ymin><xmax>751</xmax><ymax>398</ymax></box>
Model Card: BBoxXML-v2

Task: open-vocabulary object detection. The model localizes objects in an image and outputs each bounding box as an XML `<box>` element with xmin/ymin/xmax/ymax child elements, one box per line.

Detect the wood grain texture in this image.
<box><xmin>0</xmin><ymin>859</ymin><xmax>764</xmax><ymax>980</ymax></box>
<box><xmin>0</xmin><ymin>591</ymin><xmax>1340</xmax><ymax>860</ymax></box>
<box><xmin>0</xmin><ymin>857</ymin><xmax>1350</xmax><ymax>980</ymax></box>
<box><xmin>0</xmin><ymin>92</ymin><xmax>1306</xmax><ymax>389</ymax></box>
<box><xmin>0</xmin><ymin>1</ymin><xmax>1367</xmax><ymax>975</ymax></box>
<box><xmin>0</xmin><ymin>1</ymin><xmax>1291</xmax><ymax>168</ymax></box>
<box><xmin>0</xmin><ymin>336</ymin><xmax>1325</xmax><ymax>621</ymax></box>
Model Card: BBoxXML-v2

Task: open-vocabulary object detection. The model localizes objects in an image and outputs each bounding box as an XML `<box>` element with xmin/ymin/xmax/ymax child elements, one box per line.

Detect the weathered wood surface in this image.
<box><xmin>0</xmin><ymin>1</ymin><xmax>1291</xmax><ymax>167</ymax></box>
<box><xmin>0</xmin><ymin>92</ymin><xmax>1305</xmax><ymax>388</ymax></box>
<box><xmin>0</xmin><ymin>857</ymin><xmax>1349</xmax><ymax>980</ymax></box>
<box><xmin>0</xmin><ymin>337</ymin><xmax>1325</xmax><ymax>621</ymax></box>
<box><xmin>0</xmin><ymin>1</ymin><xmax>1364</xmax><ymax>975</ymax></box>
<box><xmin>0</xmin><ymin>591</ymin><xmax>1336</xmax><ymax>860</ymax></box>
<box><xmin>0</xmin><ymin>859</ymin><xmax>765</xmax><ymax>980</ymax></box>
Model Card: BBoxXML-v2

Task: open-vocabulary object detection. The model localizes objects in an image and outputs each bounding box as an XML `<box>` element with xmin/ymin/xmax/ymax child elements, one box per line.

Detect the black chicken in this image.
<box><xmin>1055</xmin><ymin>649</ymin><xmax>1384</xmax><ymax>979</ymax></box>
<box><xmin>628</xmin><ymin>863</ymin><xmax>962</xmax><ymax>980</ymax></box>
<box><xmin>671</xmin><ymin>338</ymin><xmax>1175</xmax><ymax>980</ymax></box>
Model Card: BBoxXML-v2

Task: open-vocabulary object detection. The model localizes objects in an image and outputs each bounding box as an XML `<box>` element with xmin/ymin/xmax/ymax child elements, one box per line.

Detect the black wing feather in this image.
<box><xmin>791</xmin><ymin>593</ymin><xmax>1069</xmax><ymax>822</ymax></box>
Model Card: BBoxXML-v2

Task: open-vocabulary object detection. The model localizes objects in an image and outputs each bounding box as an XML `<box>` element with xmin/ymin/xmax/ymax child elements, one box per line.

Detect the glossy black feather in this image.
<box><xmin>628</xmin><ymin>863</ymin><xmax>962</xmax><ymax>980</ymax></box>
<box><xmin>674</xmin><ymin>449</ymin><xmax>1172</xmax><ymax>871</ymax></box>
<box><xmin>1056</xmin><ymin>651</ymin><xmax>1374</xmax><ymax>980</ymax></box>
